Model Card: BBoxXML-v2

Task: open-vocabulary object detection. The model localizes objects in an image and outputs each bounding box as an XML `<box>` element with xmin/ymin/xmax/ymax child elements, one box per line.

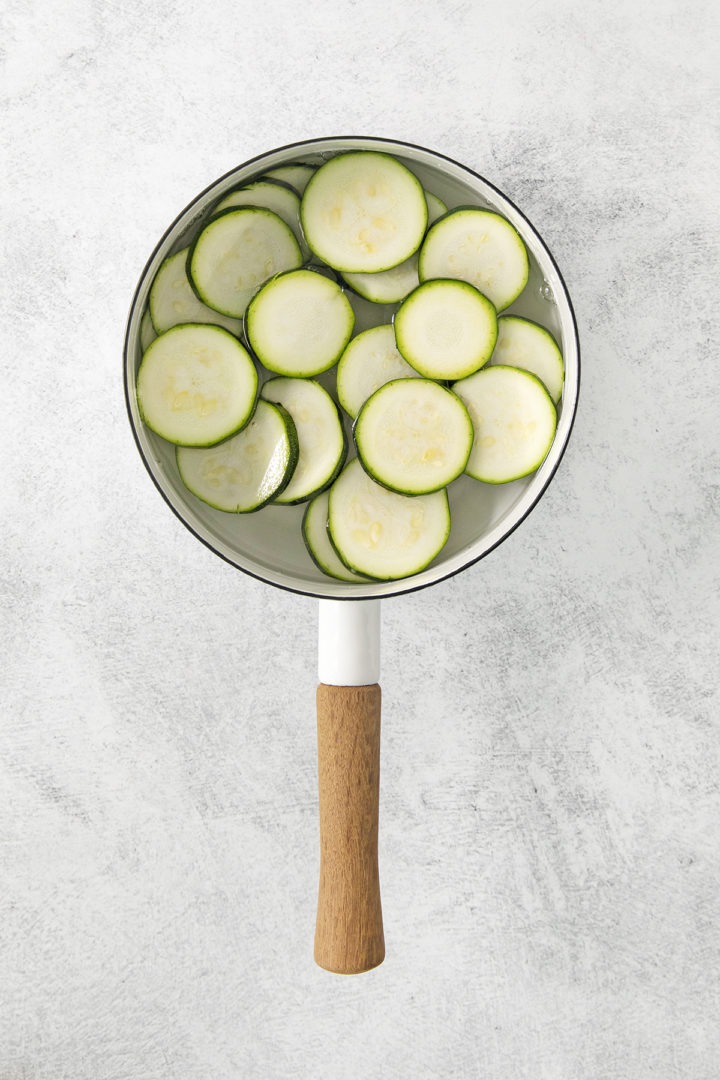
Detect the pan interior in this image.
<box><xmin>125</xmin><ymin>138</ymin><xmax>579</xmax><ymax>599</ymax></box>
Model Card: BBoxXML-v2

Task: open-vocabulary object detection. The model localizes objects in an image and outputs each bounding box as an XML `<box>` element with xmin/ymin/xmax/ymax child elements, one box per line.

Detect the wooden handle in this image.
<box><xmin>314</xmin><ymin>683</ymin><xmax>384</xmax><ymax>974</ymax></box>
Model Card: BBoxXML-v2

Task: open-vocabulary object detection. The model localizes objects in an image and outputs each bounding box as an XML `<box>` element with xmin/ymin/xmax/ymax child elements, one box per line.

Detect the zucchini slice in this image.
<box><xmin>453</xmin><ymin>365</ymin><xmax>557</xmax><ymax>484</ymax></box>
<box><xmin>341</xmin><ymin>254</ymin><xmax>420</xmax><ymax>306</ymax></box>
<box><xmin>188</xmin><ymin>208</ymin><xmax>302</xmax><ymax>319</ymax></box>
<box><xmin>136</xmin><ymin>324</ymin><xmax>258</xmax><ymax>446</ymax></box>
<box><xmin>300</xmin><ymin>151</ymin><xmax>427</xmax><ymax>273</ymax></box>
<box><xmin>418</xmin><ymin>208</ymin><xmax>529</xmax><ymax>311</ymax></box>
<box><xmin>487</xmin><ymin>315</ymin><xmax>564</xmax><ymax>403</ymax></box>
<box><xmin>394</xmin><ymin>279</ymin><xmax>497</xmax><ymax>380</ymax></box>
<box><xmin>336</xmin><ymin>324</ymin><xmax>422</xmax><ymax>419</ymax></box>
<box><xmin>261</xmin><ymin>163</ymin><xmax>316</xmax><ymax>194</ymax></box>
<box><xmin>424</xmin><ymin>190</ymin><xmax>448</xmax><ymax>224</ymax></box>
<box><xmin>354</xmin><ymin>379</ymin><xmax>473</xmax><ymax>495</ymax></box>
<box><xmin>260</xmin><ymin>377</ymin><xmax>346</xmax><ymax>504</ymax></box>
<box><xmin>246</xmin><ymin>269</ymin><xmax>354</xmax><ymax>376</ymax></box>
<box><xmin>213</xmin><ymin>181</ymin><xmax>307</xmax><ymax>256</ymax></box>
<box><xmin>176</xmin><ymin>400</ymin><xmax>298</xmax><ymax>512</ymax></box>
<box><xmin>302</xmin><ymin>490</ymin><xmax>369</xmax><ymax>582</ymax></box>
<box><xmin>140</xmin><ymin>308</ymin><xmax>156</xmax><ymax>351</ymax></box>
<box><xmin>149</xmin><ymin>247</ymin><xmax>243</xmax><ymax>336</ymax></box>
<box><xmin>328</xmin><ymin>459</ymin><xmax>450</xmax><ymax>580</ymax></box>
<box><xmin>340</xmin><ymin>189</ymin><xmax>447</xmax><ymax>304</ymax></box>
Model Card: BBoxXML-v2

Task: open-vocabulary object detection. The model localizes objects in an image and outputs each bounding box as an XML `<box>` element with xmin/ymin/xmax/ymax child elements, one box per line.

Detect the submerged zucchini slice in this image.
<box><xmin>341</xmin><ymin>254</ymin><xmax>420</xmax><ymax>306</ymax></box>
<box><xmin>260</xmin><ymin>377</ymin><xmax>346</xmax><ymax>504</ymax></box>
<box><xmin>246</xmin><ymin>269</ymin><xmax>354</xmax><ymax>376</ymax></box>
<box><xmin>213</xmin><ymin>181</ymin><xmax>307</xmax><ymax>256</ymax></box>
<box><xmin>140</xmin><ymin>308</ymin><xmax>156</xmax><ymax>351</ymax></box>
<box><xmin>136</xmin><ymin>324</ymin><xmax>258</xmax><ymax>446</ymax></box>
<box><xmin>424</xmin><ymin>191</ymin><xmax>448</xmax><ymax>224</ymax></box>
<box><xmin>303</xmin><ymin>490</ymin><xmax>369</xmax><ymax>582</ymax></box>
<box><xmin>336</xmin><ymin>324</ymin><xmax>422</xmax><ymax>419</ymax></box>
<box><xmin>189</xmin><ymin>207</ymin><xmax>302</xmax><ymax>318</ymax></box>
<box><xmin>261</xmin><ymin>163</ymin><xmax>316</xmax><ymax>194</ymax></box>
<box><xmin>394</xmin><ymin>278</ymin><xmax>498</xmax><ymax>380</ymax></box>
<box><xmin>149</xmin><ymin>247</ymin><xmax>243</xmax><ymax>336</ymax></box>
<box><xmin>354</xmin><ymin>379</ymin><xmax>473</xmax><ymax>495</ymax></box>
<box><xmin>176</xmin><ymin>400</ymin><xmax>298</xmax><ymax>512</ymax></box>
<box><xmin>340</xmin><ymin>189</ymin><xmax>447</xmax><ymax>304</ymax></box>
<box><xmin>301</xmin><ymin>151</ymin><xmax>427</xmax><ymax>273</ymax></box>
<box><xmin>487</xmin><ymin>315</ymin><xmax>564</xmax><ymax>403</ymax></box>
<box><xmin>328</xmin><ymin>459</ymin><xmax>450</xmax><ymax>580</ymax></box>
<box><xmin>453</xmin><ymin>365</ymin><xmax>557</xmax><ymax>483</ymax></box>
<box><xmin>418</xmin><ymin>208</ymin><xmax>529</xmax><ymax>311</ymax></box>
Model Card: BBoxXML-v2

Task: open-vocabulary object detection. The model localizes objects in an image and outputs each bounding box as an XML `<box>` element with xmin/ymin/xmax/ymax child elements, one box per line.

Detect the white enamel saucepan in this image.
<box><xmin>124</xmin><ymin>136</ymin><xmax>580</xmax><ymax>974</ymax></box>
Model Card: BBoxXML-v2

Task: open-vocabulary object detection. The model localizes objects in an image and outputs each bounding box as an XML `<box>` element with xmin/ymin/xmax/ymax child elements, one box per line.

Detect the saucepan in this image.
<box><xmin>123</xmin><ymin>136</ymin><xmax>580</xmax><ymax>974</ymax></box>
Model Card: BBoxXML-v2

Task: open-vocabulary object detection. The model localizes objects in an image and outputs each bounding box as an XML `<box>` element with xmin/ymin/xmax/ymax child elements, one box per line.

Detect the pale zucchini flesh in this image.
<box><xmin>260</xmin><ymin>377</ymin><xmax>346</xmax><ymax>504</ymax></box>
<box><xmin>394</xmin><ymin>279</ymin><xmax>498</xmax><ymax>379</ymax></box>
<box><xmin>340</xmin><ymin>189</ymin><xmax>447</xmax><ymax>304</ymax></box>
<box><xmin>136</xmin><ymin>324</ymin><xmax>258</xmax><ymax>447</ymax></box>
<box><xmin>212</xmin><ymin>181</ymin><xmax>307</xmax><ymax>256</ymax></box>
<box><xmin>341</xmin><ymin>253</ymin><xmax>420</xmax><ymax>305</ymax></box>
<box><xmin>246</xmin><ymin>269</ymin><xmax>354</xmax><ymax>376</ymax></box>
<box><xmin>303</xmin><ymin>489</ymin><xmax>369</xmax><ymax>582</ymax></box>
<box><xmin>301</xmin><ymin>151</ymin><xmax>428</xmax><ymax>273</ymax></box>
<box><xmin>261</xmin><ymin>163</ymin><xmax>316</xmax><ymax>194</ymax></box>
<box><xmin>424</xmin><ymin>190</ymin><xmax>448</xmax><ymax>225</ymax></box>
<box><xmin>176</xmin><ymin>400</ymin><xmax>298</xmax><ymax>512</ymax></box>
<box><xmin>336</xmin><ymin>324</ymin><xmax>422</xmax><ymax>419</ymax></box>
<box><xmin>328</xmin><ymin>459</ymin><xmax>450</xmax><ymax>580</ymax></box>
<box><xmin>149</xmin><ymin>248</ymin><xmax>243</xmax><ymax>336</ymax></box>
<box><xmin>354</xmin><ymin>378</ymin><xmax>473</xmax><ymax>495</ymax></box>
<box><xmin>453</xmin><ymin>365</ymin><xmax>557</xmax><ymax>483</ymax></box>
<box><xmin>487</xmin><ymin>316</ymin><xmax>564</xmax><ymax>403</ymax></box>
<box><xmin>189</xmin><ymin>208</ymin><xmax>302</xmax><ymax>319</ymax></box>
<box><xmin>140</xmin><ymin>308</ymin><xmax>156</xmax><ymax>351</ymax></box>
<box><xmin>418</xmin><ymin>208</ymin><xmax>529</xmax><ymax>312</ymax></box>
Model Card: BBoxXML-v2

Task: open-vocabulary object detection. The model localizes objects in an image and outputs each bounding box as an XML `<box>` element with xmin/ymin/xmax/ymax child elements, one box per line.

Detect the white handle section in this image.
<box><xmin>318</xmin><ymin>599</ymin><xmax>381</xmax><ymax>686</ymax></box>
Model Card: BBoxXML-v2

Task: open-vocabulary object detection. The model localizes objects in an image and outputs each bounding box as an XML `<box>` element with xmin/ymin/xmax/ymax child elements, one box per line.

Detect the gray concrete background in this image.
<box><xmin>1</xmin><ymin>0</ymin><xmax>718</xmax><ymax>1076</ymax></box>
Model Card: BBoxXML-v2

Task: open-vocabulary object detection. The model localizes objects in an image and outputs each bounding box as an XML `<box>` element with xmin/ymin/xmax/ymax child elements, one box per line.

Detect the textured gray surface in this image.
<box><xmin>1</xmin><ymin>0</ymin><xmax>719</xmax><ymax>1077</ymax></box>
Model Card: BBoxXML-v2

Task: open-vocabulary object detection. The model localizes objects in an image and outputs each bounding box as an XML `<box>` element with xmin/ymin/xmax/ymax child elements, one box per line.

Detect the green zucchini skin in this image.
<box><xmin>418</xmin><ymin>206</ymin><xmax>529</xmax><ymax>312</ymax></box>
<box><xmin>336</xmin><ymin>324</ymin><xmax>423</xmax><ymax>419</ymax></box>
<box><xmin>140</xmin><ymin>308</ymin><xmax>157</xmax><ymax>351</ymax></box>
<box><xmin>245</xmin><ymin>268</ymin><xmax>354</xmax><ymax>377</ymax></box>
<box><xmin>302</xmin><ymin>489</ymin><xmax>370</xmax><ymax>582</ymax></box>
<box><xmin>264</xmin><ymin>403</ymin><xmax>301</xmax><ymax>505</ymax></box>
<box><xmin>260</xmin><ymin>163</ymin><xmax>317</xmax><ymax>195</ymax></box>
<box><xmin>352</xmin><ymin>378</ymin><xmax>473</xmax><ymax>496</ymax></box>
<box><xmin>338</xmin><ymin>189</ymin><xmax>448</xmax><ymax>305</ymax></box>
<box><xmin>452</xmin><ymin>364</ymin><xmax>557</xmax><ymax>484</ymax></box>
<box><xmin>187</xmin><ymin>207</ymin><xmax>302</xmax><ymax>318</ymax></box>
<box><xmin>300</xmin><ymin>151</ymin><xmax>428</xmax><ymax>273</ymax></box>
<box><xmin>327</xmin><ymin>459</ymin><xmax>451</xmax><ymax>580</ymax></box>
<box><xmin>325</xmin><ymin>507</ymin><xmax>385</xmax><ymax>581</ymax></box>
<box><xmin>487</xmin><ymin>315</ymin><xmax>564</xmax><ymax>403</ymax></box>
<box><xmin>393</xmin><ymin>278</ymin><xmax>498</xmax><ymax>381</ymax></box>
<box><xmin>281</xmin><ymin>421</ymin><xmax>347</xmax><ymax>506</ymax></box>
<box><xmin>136</xmin><ymin>323</ymin><xmax>259</xmax><ymax>447</ymax></box>
<box><xmin>260</xmin><ymin>377</ymin><xmax>348</xmax><ymax>505</ymax></box>
<box><xmin>213</xmin><ymin>175</ymin><xmax>301</xmax><ymax>210</ymax></box>
<box><xmin>175</xmin><ymin>400</ymin><xmax>298</xmax><ymax>513</ymax></box>
<box><xmin>303</xmin><ymin>263</ymin><xmax>341</xmax><ymax>283</ymax></box>
<box><xmin>210</xmin><ymin>180</ymin><xmax>308</xmax><ymax>258</ymax></box>
<box><xmin>150</xmin><ymin>247</ymin><xmax>244</xmax><ymax>337</ymax></box>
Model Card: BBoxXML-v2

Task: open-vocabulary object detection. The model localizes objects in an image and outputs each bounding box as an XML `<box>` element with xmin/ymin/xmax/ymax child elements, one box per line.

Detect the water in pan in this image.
<box><xmin>127</xmin><ymin>141</ymin><xmax>576</xmax><ymax>594</ymax></box>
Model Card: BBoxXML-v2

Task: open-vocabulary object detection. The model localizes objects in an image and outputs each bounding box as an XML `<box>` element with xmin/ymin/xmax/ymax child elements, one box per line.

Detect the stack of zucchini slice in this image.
<box><xmin>137</xmin><ymin>150</ymin><xmax>564</xmax><ymax>582</ymax></box>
